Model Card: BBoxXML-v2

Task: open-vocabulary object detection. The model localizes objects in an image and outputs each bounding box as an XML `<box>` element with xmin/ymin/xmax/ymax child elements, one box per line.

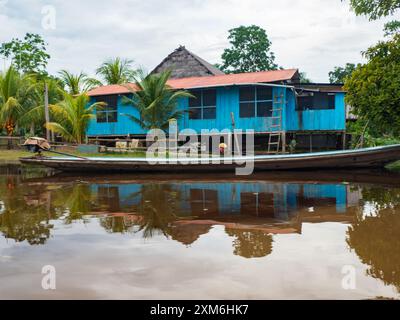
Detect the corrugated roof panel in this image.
<box><xmin>87</xmin><ymin>69</ymin><xmax>299</xmax><ymax>96</ymax></box>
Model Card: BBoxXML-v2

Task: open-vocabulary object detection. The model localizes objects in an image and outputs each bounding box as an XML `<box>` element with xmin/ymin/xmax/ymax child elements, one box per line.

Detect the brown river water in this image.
<box><xmin>0</xmin><ymin>165</ymin><xmax>400</xmax><ymax>300</ymax></box>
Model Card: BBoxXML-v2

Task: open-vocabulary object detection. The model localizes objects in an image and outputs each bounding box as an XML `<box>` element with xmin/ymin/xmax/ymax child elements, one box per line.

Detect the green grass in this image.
<box><xmin>0</xmin><ymin>150</ymin><xmax>32</xmax><ymax>162</ymax></box>
<box><xmin>64</xmin><ymin>151</ymin><xmax>147</xmax><ymax>158</ymax></box>
<box><xmin>0</xmin><ymin>148</ymin><xmax>147</xmax><ymax>162</ymax></box>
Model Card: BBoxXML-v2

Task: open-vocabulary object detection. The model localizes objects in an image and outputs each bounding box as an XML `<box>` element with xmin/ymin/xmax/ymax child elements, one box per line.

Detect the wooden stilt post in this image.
<box><xmin>44</xmin><ymin>82</ymin><xmax>50</xmax><ymax>142</ymax></box>
<box><xmin>231</xmin><ymin>112</ymin><xmax>241</xmax><ymax>155</ymax></box>
<box><xmin>342</xmin><ymin>131</ymin><xmax>346</xmax><ymax>150</ymax></box>
<box><xmin>282</xmin><ymin>131</ymin><xmax>286</xmax><ymax>153</ymax></box>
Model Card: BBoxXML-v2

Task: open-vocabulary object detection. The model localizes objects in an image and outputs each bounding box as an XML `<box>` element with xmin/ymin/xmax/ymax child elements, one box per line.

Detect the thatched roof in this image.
<box><xmin>150</xmin><ymin>46</ymin><xmax>225</xmax><ymax>79</ymax></box>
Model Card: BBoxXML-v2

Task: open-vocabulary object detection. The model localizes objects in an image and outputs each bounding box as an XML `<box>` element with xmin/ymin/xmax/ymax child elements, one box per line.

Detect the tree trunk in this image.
<box><xmin>7</xmin><ymin>136</ymin><xmax>13</xmax><ymax>150</ymax></box>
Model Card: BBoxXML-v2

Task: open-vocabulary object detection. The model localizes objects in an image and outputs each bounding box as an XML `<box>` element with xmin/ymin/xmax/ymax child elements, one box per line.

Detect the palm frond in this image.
<box><xmin>121</xmin><ymin>113</ymin><xmax>146</xmax><ymax>129</ymax></box>
<box><xmin>45</xmin><ymin>122</ymin><xmax>76</xmax><ymax>142</ymax></box>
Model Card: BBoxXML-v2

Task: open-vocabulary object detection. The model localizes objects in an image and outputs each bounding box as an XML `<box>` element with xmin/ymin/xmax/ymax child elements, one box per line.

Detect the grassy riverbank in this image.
<box><xmin>0</xmin><ymin>149</ymin><xmax>147</xmax><ymax>163</ymax></box>
<box><xmin>0</xmin><ymin>150</ymin><xmax>32</xmax><ymax>162</ymax></box>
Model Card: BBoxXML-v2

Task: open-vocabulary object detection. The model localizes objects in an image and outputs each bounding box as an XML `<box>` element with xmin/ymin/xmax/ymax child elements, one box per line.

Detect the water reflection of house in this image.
<box><xmin>90</xmin><ymin>181</ymin><xmax>361</xmax><ymax>234</ymax></box>
<box><xmin>90</xmin><ymin>182</ymin><xmax>360</xmax><ymax>217</ymax></box>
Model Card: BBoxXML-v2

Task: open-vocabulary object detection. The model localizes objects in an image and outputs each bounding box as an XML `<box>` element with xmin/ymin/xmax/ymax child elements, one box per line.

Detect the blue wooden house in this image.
<box><xmin>87</xmin><ymin>47</ymin><xmax>346</xmax><ymax>150</ymax></box>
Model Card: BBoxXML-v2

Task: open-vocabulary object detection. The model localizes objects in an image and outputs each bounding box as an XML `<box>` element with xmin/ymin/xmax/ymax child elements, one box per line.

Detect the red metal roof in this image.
<box><xmin>87</xmin><ymin>69</ymin><xmax>299</xmax><ymax>96</ymax></box>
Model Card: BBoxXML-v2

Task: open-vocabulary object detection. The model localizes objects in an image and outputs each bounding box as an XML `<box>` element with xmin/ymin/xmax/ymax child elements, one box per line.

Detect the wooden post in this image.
<box><xmin>309</xmin><ymin>133</ymin><xmax>313</xmax><ymax>153</ymax></box>
<box><xmin>44</xmin><ymin>82</ymin><xmax>50</xmax><ymax>142</ymax></box>
<box><xmin>282</xmin><ymin>131</ymin><xmax>286</xmax><ymax>153</ymax></box>
<box><xmin>342</xmin><ymin>131</ymin><xmax>347</xmax><ymax>150</ymax></box>
<box><xmin>231</xmin><ymin>112</ymin><xmax>241</xmax><ymax>155</ymax></box>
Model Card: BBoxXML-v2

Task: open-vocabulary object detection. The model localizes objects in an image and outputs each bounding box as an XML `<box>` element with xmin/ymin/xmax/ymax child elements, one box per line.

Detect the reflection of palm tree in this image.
<box><xmin>97</xmin><ymin>184</ymin><xmax>182</xmax><ymax>237</ymax></box>
<box><xmin>134</xmin><ymin>184</ymin><xmax>181</xmax><ymax>238</ymax></box>
<box><xmin>100</xmin><ymin>216</ymin><xmax>138</xmax><ymax>234</ymax></box>
<box><xmin>226</xmin><ymin>228</ymin><xmax>273</xmax><ymax>259</ymax></box>
<box><xmin>347</xmin><ymin>206</ymin><xmax>400</xmax><ymax>292</ymax></box>
<box><xmin>63</xmin><ymin>184</ymin><xmax>93</xmax><ymax>223</ymax></box>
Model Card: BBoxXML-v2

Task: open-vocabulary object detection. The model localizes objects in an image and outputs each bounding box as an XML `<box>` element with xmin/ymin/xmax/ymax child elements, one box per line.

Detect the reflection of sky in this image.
<box><xmin>0</xmin><ymin>219</ymin><xmax>398</xmax><ymax>299</ymax></box>
<box><xmin>362</xmin><ymin>202</ymin><xmax>381</xmax><ymax>218</ymax></box>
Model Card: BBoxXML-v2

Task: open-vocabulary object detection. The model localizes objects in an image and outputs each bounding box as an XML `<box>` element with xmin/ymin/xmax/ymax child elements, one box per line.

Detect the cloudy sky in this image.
<box><xmin>0</xmin><ymin>0</ymin><xmax>398</xmax><ymax>82</ymax></box>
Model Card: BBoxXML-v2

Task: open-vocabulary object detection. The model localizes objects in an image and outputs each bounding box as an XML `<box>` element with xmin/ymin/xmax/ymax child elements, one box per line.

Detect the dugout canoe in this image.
<box><xmin>19</xmin><ymin>144</ymin><xmax>400</xmax><ymax>173</ymax></box>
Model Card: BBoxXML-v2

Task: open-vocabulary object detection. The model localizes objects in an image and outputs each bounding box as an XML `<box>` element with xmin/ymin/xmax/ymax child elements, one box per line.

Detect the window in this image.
<box><xmin>94</xmin><ymin>95</ymin><xmax>118</xmax><ymax>123</ymax></box>
<box><xmin>189</xmin><ymin>90</ymin><xmax>216</xmax><ymax>120</ymax></box>
<box><xmin>239</xmin><ymin>86</ymin><xmax>273</xmax><ymax>118</ymax></box>
<box><xmin>240</xmin><ymin>192</ymin><xmax>275</xmax><ymax>217</ymax></box>
<box><xmin>190</xmin><ymin>189</ymin><xmax>219</xmax><ymax>215</ymax></box>
<box><xmin>297</xmin><ymin>92</ymin><xmax>335</xmax><ymax>111</ymax></box>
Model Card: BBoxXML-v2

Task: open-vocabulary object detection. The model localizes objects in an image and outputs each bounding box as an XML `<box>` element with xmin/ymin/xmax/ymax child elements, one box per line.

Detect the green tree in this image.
<box><xmin>0</xmin><ymin>66</ymin><xmax>38</xmax><ymax>146</ymax></box>
<box><xmin>122</xmin><ymin>70</ymin><xmax>192</xmax><ymax>130</ymax></box>
<box><xmin>384</xmin><ymin>20</ymin><xmax>400</xmax><ymax>36</ymax></box>
<box><xmin>58</xmin><ymin>70</ymin><xmax>98</xmax><ymax>95</ymax></box>
<box><xmin>46</xmin><ymin>93</ymin><xmax>105</xmax><ymax>144</ymax></box>
<box><xmin>220</xmin><ymin>25</ymin><xmax>278</xmax><ymax>74</ymax></box>
<box><xmin>344</xmin><ymin>34</ymin><xmax>400</xmax><ymax>136</ymax></box>
<box><xmin>0</xmin><ymin>33</ymin><xmax>50</xmax><ymax>74</ymax></box>
<box><xmin>299</xmin><ymin>72</ymin><xmax>312</xmax><ymax>84</ymax></box>
<box><xmin>96</xmin><ymin>57</ymin><xmax>136</xmax><ymax>85</ymax></box>
<box><xmin>19</xmin><ymin>76</ymin><xmax>64</xmax><ymax>136</ymax></box>
<box><xmin>346</xmin><ymin>0</ymin><xmax>400</xmax><ymax>20</ymax></box>
<box><xmin>329</xmin><ymin>63</ymin><xmax>358</xmax><ymax>84</ymax></box>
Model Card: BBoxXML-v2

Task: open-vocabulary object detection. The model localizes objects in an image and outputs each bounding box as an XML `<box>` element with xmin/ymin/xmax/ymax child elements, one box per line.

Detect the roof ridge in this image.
<box><xmin>184</xmin><ymin>47</ymin><xmax>225</xmax><ymax>76</ymax></box>
<box><xmin>150</xmin><ymin>46</ymin><xmax>224</xmax><ymax>77</ymax></box>
<box><xmin>168</xmin><ymin>68</ymin><xmax>299</xmax><ymax>81</ymax></box>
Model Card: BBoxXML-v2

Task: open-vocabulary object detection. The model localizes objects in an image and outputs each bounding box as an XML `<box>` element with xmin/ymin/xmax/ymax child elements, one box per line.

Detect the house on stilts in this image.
<box><xmin>86</xmin><ymin>46</ymin><xmax>347</xmax><ymax>152</ymax></box>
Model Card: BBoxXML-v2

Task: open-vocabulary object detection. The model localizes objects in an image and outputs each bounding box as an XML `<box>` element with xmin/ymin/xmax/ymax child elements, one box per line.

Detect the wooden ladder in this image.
<box><xmin>267</xmin><ymin>94</ymin><xmax>284</xmax><ymax>154</ymax></box>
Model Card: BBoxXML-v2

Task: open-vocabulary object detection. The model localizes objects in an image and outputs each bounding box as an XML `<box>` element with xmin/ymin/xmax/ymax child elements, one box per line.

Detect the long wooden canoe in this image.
<box><xmin>19</xmin><ymin>144</ymin><xmax>400</xmax><ymax>173</ymax></box>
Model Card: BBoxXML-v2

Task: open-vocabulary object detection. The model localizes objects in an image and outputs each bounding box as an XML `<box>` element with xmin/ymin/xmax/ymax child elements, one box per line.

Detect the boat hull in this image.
<box><xmin>19</xmin><ymin>145</ymin><xmax>400</xmax><ymax>173</ymax></box>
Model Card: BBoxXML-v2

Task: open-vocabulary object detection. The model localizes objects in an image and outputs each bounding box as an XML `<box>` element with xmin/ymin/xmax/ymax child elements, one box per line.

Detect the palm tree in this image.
<box><xmin>122</xmin><ymin>70</ymin><xmax>193</xmax><ymax>130</ymax></box>
<box><xmin>19</xmin><ymin>76</ymin><xmax>64</xmax><ymax>136</ymax></box>
<box><xmin>58</xmin><ymin>70</ymin><xmax>100</xmax><ymax>95</ymax></box>
<box><xmin>46</xmin><ymin>93</ymin><xmax>105</xmax><ymax>144</ymax></box>
<box><xmin>0</xmin><ymin>66</ymin><xmax>35</xmax><ymax>147</ymax></box>
<box><xmin>96</xmin><ymin>57</ymin><xmax>136</xmax><ymax>85</ymax></box>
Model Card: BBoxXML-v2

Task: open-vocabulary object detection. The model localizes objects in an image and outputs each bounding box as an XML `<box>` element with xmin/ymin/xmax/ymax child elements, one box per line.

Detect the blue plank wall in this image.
<box><xmin>87</xmin><ymin>86</ymin><xmax>346</xmax><ymax>136</ymax></box>
<box><xmin>87</xmin><ymin>95</ymin><xmax>147</xmax><ymax>136</ymax></box>
<box><xmin>285</xmin><ymin>91</ymin><xmax>346</xmax><ymax>131</ymax></box>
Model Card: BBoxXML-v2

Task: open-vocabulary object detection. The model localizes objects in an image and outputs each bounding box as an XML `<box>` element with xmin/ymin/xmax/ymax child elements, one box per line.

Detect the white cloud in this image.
<box><xmin>0</xmin><ymin>0</ymin><xmax>398</xmax><ymax>81</ymax></box>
